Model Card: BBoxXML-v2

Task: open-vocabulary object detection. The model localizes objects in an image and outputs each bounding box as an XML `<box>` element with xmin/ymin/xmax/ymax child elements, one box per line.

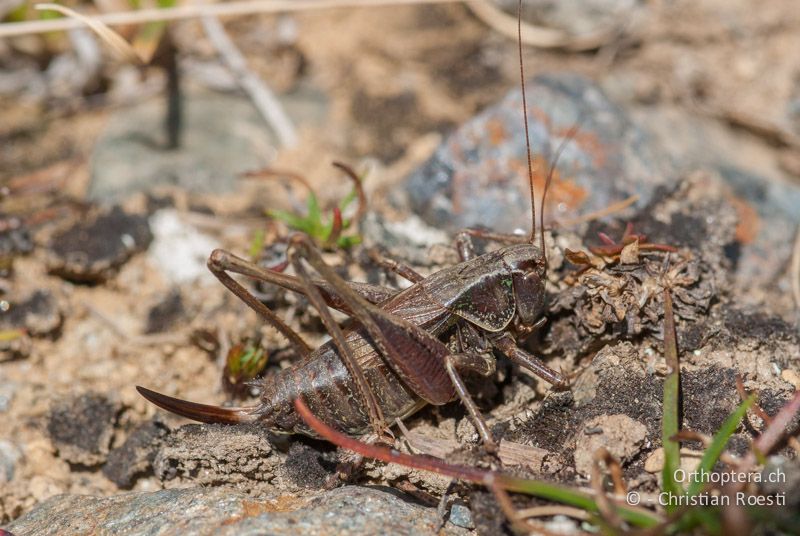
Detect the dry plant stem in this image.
<box><xmin>332</xmin><ymin>161</ymin><xmax>368</xmax><ymax>225</ymax></box>
<box><xmin>792</xmin><ymin>224</ymin><xmax>800</xmax><ymax>313</ymax></box>
<box><xmin>736</xmin><ymin>375</ymin><xmax>800</xmax><ymax>455</ymax></box>
<box><xmin>1</xmin><ymin>0</ymin><xmax>466</xmax><ymax>38</ymax></box>
<box><xmin>590</xmin><ymin>448</ymin><xmax>624</xmax><ymax>529</ymax></box>
<box><xmin>201</xmin><ymin>16</ymin><xmax>297</xmax><ymax>148</ymax></box>
<box><xmin>517</xmin><ymin>505</ymin><xmax>591</xmax><ymax>521</ymax></box>
<box><xmin>490</xmin><ymin>481</ymin><xmax>537</xmax><ymax>536</ymax></box>
<box><xmin>394</xmin><ymin>418</ymin><xmax>423</xmax><ymax>454</ymax></box>
<box><xmin>709</xmin><ymin>106</ymin><xmax>800</xmax><ymax>150</ymax></box>
<box><xmin>671</xmin><ymin>430</ymin><xmax>741</xmax><ymax>467</ymax></box>
<box><xmin>557</xmin><ymin>194</ymin><xmax>639</xmax><ymax>228</ymax></box>
<box><xmin>466</xmin><ymin>0</ymin><xmax>620</xmax><ymax>51</ymax></box>
<box><xmin>594</xmin><ymin>448</ymin><xmax>626</xmax><ymax>495</ymax></box>
<box><xmin>662</xmin><ymin>288</ymin><xmax>679</xmax><ymax>374</ymax></box>
<box><xmin>750</xmin><ymin>390</ymin><xmax>800</xmax><ymax>463</ymax></box>
<box><xmin>35</xmin><ymin>3</ymin><xmax>142</xmax><ymax>63</ymax></box>
<box><xmin>243</xmin><ymin>168</ymin><xmax>317</xmax><ymax>195</ymax></box>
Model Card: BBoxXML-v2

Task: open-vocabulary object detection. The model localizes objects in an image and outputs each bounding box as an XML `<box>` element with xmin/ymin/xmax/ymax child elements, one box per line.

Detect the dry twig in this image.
<box><xmin>201</xmin><ymin>15</ymin><xmax>297</xmax><ymax>148</ymax></box>
<box><xmin>792</xmin><ymin>224</ymin><xmax>800</xmax><ymax>313</ymax></box>
<box><xmin>465</xmin><ymin>0</ymin><xmax>622</xmax><ymax>51</ymax></box>
<box><xmin>0</xmin><ymin>0</ymin><xmax>465</xmax><ymax>37</ymax></box>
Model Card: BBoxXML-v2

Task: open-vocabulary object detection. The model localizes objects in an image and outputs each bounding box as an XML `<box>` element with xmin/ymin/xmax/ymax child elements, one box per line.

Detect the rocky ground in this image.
<box><xmin>1</xmin><ymin>1</ymin><xmax>800</xmax><ymax>535</ymax></box>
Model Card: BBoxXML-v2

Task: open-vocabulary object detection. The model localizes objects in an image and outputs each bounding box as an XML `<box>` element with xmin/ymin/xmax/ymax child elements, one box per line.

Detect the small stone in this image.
<box><xmin>781</xmin><ymin>369</ymin><xmax>800</xmax><ymax>390</ymax></box>
<box><xmin>47</xmin><ymin>393</ymin><xmax>120</xmax><ymax>466</ymax></box>
<box><xmin>47</xmin><ymin>206</ymin><xmax>152</xmax><ymax>283</ymax></box>
<box><xmin>27</xmin><ymin>475</ymin><xmax>63</xmax><ymax>503</ymax></box>
<box><xmin>0</xmin><ymin>290</ymin><xmax>62</xmax><ymax>360</ymax></box>
<box><xmin>573</xmin><ymin>414</ymin><xmax>647</xmax><ymax>477</ymax></box>
<box><xmin>144</xmin><ymin>290</ymin><xmax>185</xmax><ymax>334</ymax></box>
<box><xmin>644</xmin><ymin>447</ymin><xmax>704</xmax><ymax>484</ymax></box>
<box><xmin>543</xmin><ymin>514</ymin><xmax>581</xmax><ymax>534</ymax></box>
<box><xmin>0</xmin><ymin>439</ymin><xmax>23</xmax><ymax>483</ymax></box>
<box><xmin>643</xmin><ymin>447</ymin><xmax>664</xmax><ymax>473</ymax></box>
<box><xmin>0</xmin><ymin>290</ymin><xmax>61</xmax><ymax>337</ymax></box>
<box><xmin>448</xmin><ymin>503</ymin><xmax>474</xmax><ymax>529</ymax></box>
<box><xmin>103</xmin><ymin>420</ymin><xmax>169</xmax><ymax>489</ymax></box>
<box><xmin>0</xmin><ymin>381</ymin><xmax>14</xmax><ymax>412</ymax></box>
<box><xmin>0</xmin><ymin>215</ymin><xmax>33</xmax><ymax>276</ymax></box>
<box><xmin>148</xmin><ymin>209</ymin><xmax>219</xmax><ymax>285</ymax></box>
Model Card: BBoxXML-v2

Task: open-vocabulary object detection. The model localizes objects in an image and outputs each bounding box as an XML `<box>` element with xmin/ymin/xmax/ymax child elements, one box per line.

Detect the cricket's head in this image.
<box><xmin>502</xmin><ymin>243</ymin><xmax>547</xmax><ymax>329</ymax></box>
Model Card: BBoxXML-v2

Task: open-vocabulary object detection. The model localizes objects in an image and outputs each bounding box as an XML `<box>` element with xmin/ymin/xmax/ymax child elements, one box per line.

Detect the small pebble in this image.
<box><xmin>47</xmin><ymin>206</ymin><xmax>151</xmax><ymax>283</ymax></box>
<box><xmin>0</xmin><ymin>439</ymin><xmax>23</xmax><ymax>482</ymax></box>
<box><xmin>448</xmin><ymin>503</ymin><xmax>474</xmax><ymax>530</ymax></box>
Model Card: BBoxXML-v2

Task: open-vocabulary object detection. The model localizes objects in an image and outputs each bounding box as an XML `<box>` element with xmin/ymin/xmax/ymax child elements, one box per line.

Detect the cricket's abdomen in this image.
<box><xmin>255</xmin><ymin>329</ymin><xmax>426</xmax><ymax>436</ymax></box>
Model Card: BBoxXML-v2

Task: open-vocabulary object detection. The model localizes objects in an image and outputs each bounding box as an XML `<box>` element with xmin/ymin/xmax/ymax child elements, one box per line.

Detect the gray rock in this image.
<box><xmin>89</xmin><ymin>93</ymin><xmax>276</xmax><ymax>203</ymax></box>
<box><xmin>403</xmin><ymin>73</ymin><xmax>674</xmax><ymax>234</ymax></box>
<box><xmin>496</xmin><ymin>0</ymin><xmax>641</xmax><ymax>39</ymax></box>
<box><xmin>3</xmin><ymin>486</ymin><xmax>469</xmax><ymax>536</ymax></box>
<box><xmin>448</xmin><ymin>503</ymin><xmax>475</xmax><ymax>529</ymax></box>
<box><xmin>0</xmin><ymin>215</ymin><xmax>33</xmax><ymax>277</ymax></box>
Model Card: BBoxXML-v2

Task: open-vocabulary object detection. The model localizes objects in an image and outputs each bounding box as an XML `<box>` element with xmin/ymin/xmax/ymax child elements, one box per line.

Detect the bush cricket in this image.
<box><xmin>137</xmin><ymin>2</ymin><xmax>571</xmax><ymax>454</ymax></box>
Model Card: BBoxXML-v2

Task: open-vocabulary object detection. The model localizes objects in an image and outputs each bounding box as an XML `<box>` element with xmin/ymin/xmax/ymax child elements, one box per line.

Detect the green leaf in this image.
<box><xmin>336</xmin><ymin>235</ymin><xmax>362</xmax><ymax>249</ymax></box>
<box><xmin>663</xmin><ymin>371</ymin><xmax>682</xmax><ymax>501</ymax></box>
<box><xmin>687</xmin><ymin>395</ymin><xmax>755</xmax><ymax>496</ymax></box>
<box><xmin>268</xmin><ymin>209</ymin><xmax>314</xmax><ymax>235</ymax></box>
<box><xmin>661</xmin><ymin>290</ymin><xmax>683</xmax><ymax>509</ymax></box>
<box><xmin>248</xmin><ymin>228</ymin><xmax>265</xmax><ymax>260</ymax></box>
<box><xmin>306</xmin><ymin>192</ymin><xmax>323</xmax><ymax>238</ymax></box>
<box><xmin>497</xmin><ymin>475</ymin><xmax>659</xmax><ymax>528</ymax></box>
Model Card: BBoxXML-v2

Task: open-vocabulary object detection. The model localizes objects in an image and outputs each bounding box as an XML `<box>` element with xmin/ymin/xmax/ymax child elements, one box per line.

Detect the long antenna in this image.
<box><xmin>540</xmin><ymin>120</ymin><xmax>582</xmax><ymax>267</ymax></box>
<box><xmin>518</xmin><ymin>0</ymin><xmax>536</xmax><ymax>245</ymax></box>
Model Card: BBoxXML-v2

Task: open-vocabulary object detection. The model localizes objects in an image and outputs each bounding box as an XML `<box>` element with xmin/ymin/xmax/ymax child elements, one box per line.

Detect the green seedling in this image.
<box><xmin>223</xmin><ymin>340</ymin><xmax>268</xmax><ymax>396</ymax></box>
<box><xmin>257</xmin><ymin>162</ymin><xmax>366</xmax><ymax>251</ymax></box>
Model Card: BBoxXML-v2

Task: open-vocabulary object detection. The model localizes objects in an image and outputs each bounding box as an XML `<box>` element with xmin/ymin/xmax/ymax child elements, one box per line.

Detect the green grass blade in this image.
<box><xmin>248</xmin><ymin>228</ymin><xmax>265</xmax><ymax>260</ymax></box>
<box><xmin>687</xmin><ymin>395</ymin><xmax>755</xmax><ymax>496</ymax></box>
<box><xmin>267</xmin><ymin>209</ymin><xmax>314</xmax><ymax>235</ymax></box>
<box><xmin>499</xmin><ymin>476</ymin><xmax>660</xmax><ymax>528</ymax></box>
<box><xmin>662</xmin><ymin>290</ymin><xmax>683</xmax><ymax>509</ymax></box>
<box><xmin>306</xmin><ymin>192</ymin><xmax>323</xmax><ymax>238</ymax></box>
